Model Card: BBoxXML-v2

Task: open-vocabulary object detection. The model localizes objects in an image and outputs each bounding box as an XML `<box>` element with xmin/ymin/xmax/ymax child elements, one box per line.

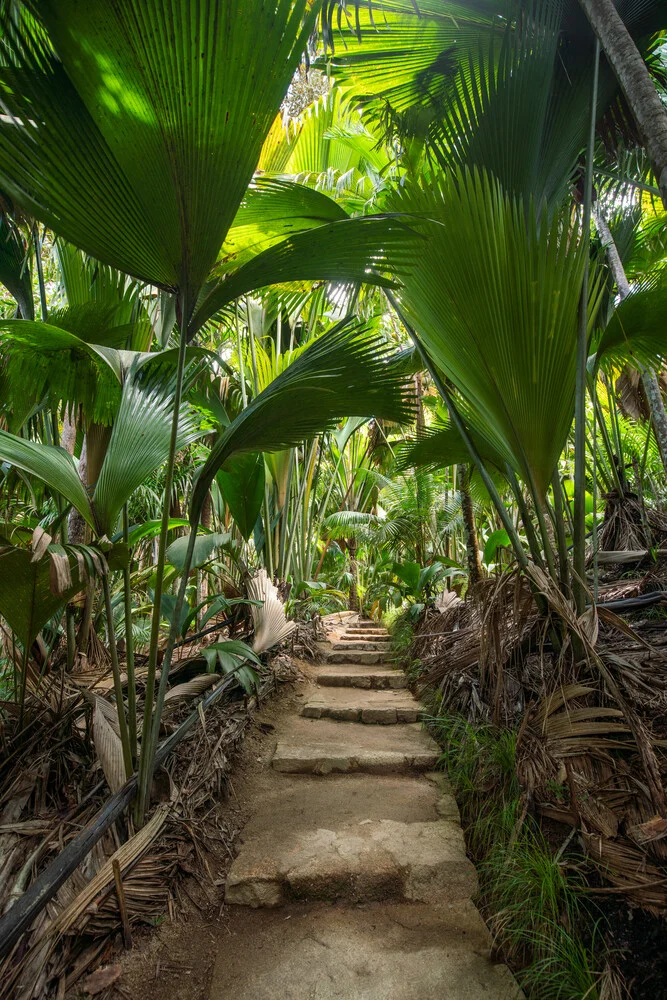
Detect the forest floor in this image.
<box><xmin>107</xmin><ymin>615</ymin><xmax>521</xmax><ymax>1000</ymax></box>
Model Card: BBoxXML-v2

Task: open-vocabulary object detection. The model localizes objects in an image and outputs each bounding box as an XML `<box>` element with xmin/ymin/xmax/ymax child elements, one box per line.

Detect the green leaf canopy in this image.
<box><xmin>0</xmin><ymin>1</ymin><xmax>318</xmax><ymax>301</ymax></box>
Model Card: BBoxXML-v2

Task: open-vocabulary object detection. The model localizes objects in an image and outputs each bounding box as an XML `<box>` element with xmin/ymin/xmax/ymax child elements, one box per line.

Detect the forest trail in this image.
<box><xmin>209</xmin><ymin>614</ymin><xmax>521</xmax><ymax>999</ymax></box>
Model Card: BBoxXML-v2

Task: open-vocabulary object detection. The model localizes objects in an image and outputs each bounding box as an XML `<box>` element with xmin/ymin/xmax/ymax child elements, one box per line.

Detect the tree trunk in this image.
<box><xmin>414</xmin><ymin>372</ymin><xmax>425</xmax><ymax>433</ymax></box>
<box><xmin>595</xmin><ymin>209</ymin><xmax>667</xmax><ymax>475</ymax></box>
<box><xmin>579</xmin><ymin>0</ymin><xmax>667</xmax><ymax>209</ymax></box>
<box><xmin>60</xmin><ymin>407</ymin><xmax>77</xmax><ymax>456</ymax></box>
<box><xmin>68</xmin><ymin>435</ymin><xmax>88</xmax><ymax>545</ymax></box>
<box><xmin>460</xmin><ymin>466</ymin><xmax>483</xmax><ymax>587</ymax></box>
<box><xmin>347</xmin><ymin>537</ymin><xmax>359</xmax><ymax>611</ymax></box>
<box><xmin>641</xmin><ymin>370</ymin><xmax>667</xmax><ymax>473</ymax></box>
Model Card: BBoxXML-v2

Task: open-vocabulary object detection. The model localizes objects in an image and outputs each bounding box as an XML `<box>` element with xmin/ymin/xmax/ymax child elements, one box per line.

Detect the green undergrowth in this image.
<box><xmin>428</xmin><ymin>713</ymin><xmax>613</xmax><ymax>1000</ymax></box>
<box><xmin>384</xmin><ymin>605</ymin><xmax>424</xmax><ymax>680</ymax></box>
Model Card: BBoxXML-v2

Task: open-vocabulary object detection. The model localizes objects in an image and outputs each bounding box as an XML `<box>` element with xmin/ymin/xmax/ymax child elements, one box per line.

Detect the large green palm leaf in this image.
<box><xmin>0</xmin><ymin>1</ymin><xmax>318</xmax><ymax>300</ymax></box>
<box><xmin>190</xmin><ymin>318</ymin><xmax>415</xmax><ymax>520</ymax></box>
<box><xmin>390</xmin><ymin>169</ymin><xmax>589</xmax><ymax>496</ymax></box>
<box><xmin>0</xmin><ymin>374</ymin><xmax>200</xmax><ymax>535</ymax></box>
<box><xmin>190</xmin><ymin>214</ymin><xmax>418</xmax><ymax>332</ymax></box>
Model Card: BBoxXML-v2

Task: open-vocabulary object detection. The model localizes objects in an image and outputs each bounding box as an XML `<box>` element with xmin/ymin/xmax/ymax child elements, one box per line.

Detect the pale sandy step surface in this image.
<box><xmin>209</xmin><ymin>901</ymin><xmax>522</xmax><ymax>1000</ymax></box>
<box><xmin>312</xmin><ymin>663</ymin><xmax>408</xmax><ymax>689</ymax></box>
<box><xmin>342</xmin><ymin>630</ymin><xmax>390</xmax><ymax>638</ymax></box>
<box><xmin>331</xmin><ymin>640</ymin><xmax>392</xmax><ymax>651</ymax></box>
<box><xmin>225</xmin><ymin>773</ymin><xmax>476</xmax><ymax>907</ymax></box>
<box><xmin>326</xmin><ymin>649</ymin><xmax>392</xmax><ymax>665</ymax></box>
<box><xmin>271</xmin><ymin>715</ymin><xmax>441</xmax><ymax>774</ymax></box>
<box><xmin>301</xmin><ymin>686</ymin><xmax>422</xmax><ymax>723</ymax></box>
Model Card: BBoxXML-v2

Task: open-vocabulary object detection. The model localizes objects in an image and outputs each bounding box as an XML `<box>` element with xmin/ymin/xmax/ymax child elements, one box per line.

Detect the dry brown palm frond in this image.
<box><xmin>247</xmin><ymin>569</ymin><xmax>295</xmax><ymax>654</ymax></box>
<box><xmin>526</xmin><ymin>566</ymin><xmax>667</xmax><ymax>817</ymax></box>
<box><xmin>5</xmin><ymin>805</ymin><xmax>170</xmax><ymax>1000</ymax></box>
<box><xmin>583</xmin><ymin>831</ymin><xmax>667</xmax><ymax>913</ymax></box>
<box><xmin>598</xmin><ymin>963</ymin><xmax>630</xmax><ymax>1000</ymax></box>
<box><xmin>416</xmin><ymin>573</ymin><xmax>541</xmax><ymax>722</ymax></box>
<box><xmin>92</xmin><ymin>703</ymin><xmax>125</xmax><ymax>794</ymax></box>
<box><xmin>163</xmin><ymin>673</ymin><xmax>221</xmax><ymax>704</ymax></box>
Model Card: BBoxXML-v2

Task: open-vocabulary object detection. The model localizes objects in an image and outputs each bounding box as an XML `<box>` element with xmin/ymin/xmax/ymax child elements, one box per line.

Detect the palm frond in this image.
<box><xmin>0</xmin><ymin>430</ymin><xmax>95</xmax><ymax>525</ymax></box>
<box><xmin>190</xmin><ymin>318</ymin><xmax>415</xmax><ymax>521</ymax></box>
<box><xmin>190</xmin><ymin>215</ymin><xmax>420</xmax><ymax>334</ymax></box>
<box><xmin>0</xmin><ymin>1</ymin><xmax>317</xmax><ymax>299</ymax></box>
<box><xmin>93</xmin><ymin>372</ymin><xmax>201</xmax><ymax>536</ymax></box>
<box><xmin>389</xmin><ymin>169</ymin><xmax>590</xmax><ymax>496</ymax></box>
<box><xmin>595</xmin><ymin>277</ymin><xmax>667</xmax><ymax>370</ymax></box>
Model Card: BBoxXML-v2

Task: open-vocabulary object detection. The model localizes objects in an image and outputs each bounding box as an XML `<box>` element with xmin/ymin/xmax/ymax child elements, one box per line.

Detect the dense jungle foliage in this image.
<box><xmin>0</xmin><ymin>2</ymin><xmax>667</xmax><ymax>997</ymax></box>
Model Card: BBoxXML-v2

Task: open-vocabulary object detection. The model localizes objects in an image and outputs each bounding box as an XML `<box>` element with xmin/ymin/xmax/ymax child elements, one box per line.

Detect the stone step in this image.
<box><xmin>347</xmin><ymin>622</ymin><xmax>388</xmax><ymax>631</ymax></box>
<box><xmin>326</xmin><ymin>649</ymin><xmax>392</xmax><ymax>665</ymax></box>
<box><xmin>332</xmin><ymin>640</ymin><xmax>390</xmax><ymax>652</ymax></box>
<box><xmin>343</xmin><ymin>628</ymin><xmax>390</xmax><ymax>637</ymax></box>
<box><xmin>313</xmin><ymin>664</ymin><xmax>408</xmax><ymax>690</ymax></box>
<box><xmin>302</xmin><ymin>688</ymin><xmax>422</xmax><ymax>724</ymax></box>
<box><xmin>340</xmin><ymin>634</ymin><xmax>391</xmax><ymax>644</ymax></box>
<box><xmin>210</xmin><ymin>900</ymin><xmax>522</xmax><ymax>1000</ymax></box>
<box><xmin>272</xmin><ymin>717</ymin><xmax>440</xmax><ymax>775</ymax></box>
<box><xmin>225</xmin><ymin>773</ymin><xmax>475</xmax><ymax>908</ymax></box>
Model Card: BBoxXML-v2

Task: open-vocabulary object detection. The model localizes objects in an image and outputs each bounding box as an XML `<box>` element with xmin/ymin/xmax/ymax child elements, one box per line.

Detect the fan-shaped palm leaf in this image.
<box><xmin>93</xmin><ymin>376</ymin><xmax>200</xmax><ymax>535</ymax></box>
<box><xmin>389</xmin><ymin>169</ymin><xmax>590</xmax><ymax>496</ymax></box>
<box><xmin>0</xmin><ymin>432</ymin><xmax>95</xmax><ymax>524</ymax></box>
<box><xmin>190</xmin><ymin>215</ymin><xmax>419</xmax><ymax>333</ymax></box>
<box><xmin>0</xmin><ymin>1</ymin><xmax>318</xmax><ymax>302</ymax></box>
<box><xmin>595</xmin><ymin>279</ymin><xmax>667</xmax><ymax>370</ymax></box>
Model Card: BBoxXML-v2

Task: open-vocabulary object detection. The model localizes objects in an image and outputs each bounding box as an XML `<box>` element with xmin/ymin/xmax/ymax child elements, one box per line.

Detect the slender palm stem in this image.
<box><xmin>32</xmin><ymin>223</ymin><xmax>48</xmax><ymax>322</ymax></box>
<box><xmin>573</xmin><ymin>39</ymin><xmax>600</xmax><ymax>612</ymax></box>
<box><xmin>122</xmin><ymin>504</ymin><xmax>137</xmax><ymax>762</ymax></box>
<box><xmin>102</xmin><ymin>572</ymin><xmax>133</xmax><ymax>779</ymax></box>
<box><xmin>505</xmin><ymin>465</ymin><xmax>544</xmax><ymax>570</ymax></box>
<box><xmin>550</xmin><ymin>473</ymin><xmax>571</xmax><ymax>596</ymax></box>
<box><xmin>136</xmin><ymin>295</ymin><xmax>189</xmax><ymax>824</ymax></box>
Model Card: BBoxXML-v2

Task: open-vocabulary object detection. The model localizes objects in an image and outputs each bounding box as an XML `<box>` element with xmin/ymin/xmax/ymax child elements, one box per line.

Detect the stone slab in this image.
<box><xmin>342</xmin><ymin>630</ymin><xmax>391</xmax><ymax>638</ymax></box>
<box><xmin>326</xmin><ymin>650</ymin><xmax>390</xmax><ymax>665</ymax></box>
<box><xmin>210</xmin><ymin>901</ymin><xmax>522</xmax><ymax>1000</ymax></box>
<box><xmin>272</xmin><ymin>716</ymin><xmax>440</xmax><ymax>775</ymax></box>
<box><xmin>302</xmin><ymin>687</ymin><xmax>422</xmax><ymax>724</ymax></box>
<box><xmin>226</xmin><ymin>807</ymin><xmax>476</xmax><ymax>907</ymax></box>
<box><xmin>332</xmin><ymin>640</ymin><xmax>392</xmax><ymax>651</ymax></box>
<box><xmin>313</xmin><ymin>664</ymin><xmax>407</xmax><ymax>689</ymax></box>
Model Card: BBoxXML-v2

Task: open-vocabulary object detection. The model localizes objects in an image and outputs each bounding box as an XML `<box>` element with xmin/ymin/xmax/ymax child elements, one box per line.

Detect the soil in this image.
<box><xmin>601</xmin><ymin>900</ymin><xmax>667</xmax><ymax>1000</ymax></box>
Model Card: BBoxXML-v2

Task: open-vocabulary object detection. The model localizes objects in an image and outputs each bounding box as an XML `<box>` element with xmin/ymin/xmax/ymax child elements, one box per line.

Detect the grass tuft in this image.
<box><xmin>428</xmin><ymin>712</ymin><xmax>620</xmax><ymax>1000</ymax></box>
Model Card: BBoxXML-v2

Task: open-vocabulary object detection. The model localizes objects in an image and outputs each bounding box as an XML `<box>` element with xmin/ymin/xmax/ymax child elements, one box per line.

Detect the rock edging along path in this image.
<box><xmin>211</xmin><ymin>614</ymin><xmax>522</xmax><ymax>999</ymax></box>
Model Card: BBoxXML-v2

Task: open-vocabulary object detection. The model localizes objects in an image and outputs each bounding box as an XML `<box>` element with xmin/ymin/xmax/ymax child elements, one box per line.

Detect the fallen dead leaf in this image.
<box><xmin>83</xmin><ymin>963</ymin><xmax>122</xmax><ymax>995</ymax></box>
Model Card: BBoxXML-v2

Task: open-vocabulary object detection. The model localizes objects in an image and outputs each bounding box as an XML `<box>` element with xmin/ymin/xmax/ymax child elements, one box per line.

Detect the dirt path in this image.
<box><xmin>118</xmin><ymin>614</ymin><xmax>521</xmax><ymax>999</ymax></box>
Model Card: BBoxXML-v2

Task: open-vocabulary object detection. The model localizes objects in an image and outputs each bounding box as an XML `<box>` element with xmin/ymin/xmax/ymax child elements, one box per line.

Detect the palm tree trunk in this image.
<box><xmin>460</xmin><ymin>465</ymin><xmax>483</xmax><ymax>587</ymax></box>
<box><xmin>347</xmin><ymin>537</ymin><xmax>359</xmax><ymax>611</ymax></box>
<box><xmin>595</xmin><ymin>209</ymin><xmax>667</xmax><ymax>474</ymax></box>
<box><xmin>641</xmin><ymin>370</ymin><xmax>667</xmax><ymax>473</ymax></box>
<box><xmin>579</xmin><ymin>0</ymin><xmax>667</xmax><ymax>209</ymax></box>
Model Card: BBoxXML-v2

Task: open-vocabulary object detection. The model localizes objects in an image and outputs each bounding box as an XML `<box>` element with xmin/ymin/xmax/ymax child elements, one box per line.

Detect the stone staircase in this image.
<box><xmin>211</xmin><ymin>614</ymin><xmax>521</xmax><ymax>999</ymax></box>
